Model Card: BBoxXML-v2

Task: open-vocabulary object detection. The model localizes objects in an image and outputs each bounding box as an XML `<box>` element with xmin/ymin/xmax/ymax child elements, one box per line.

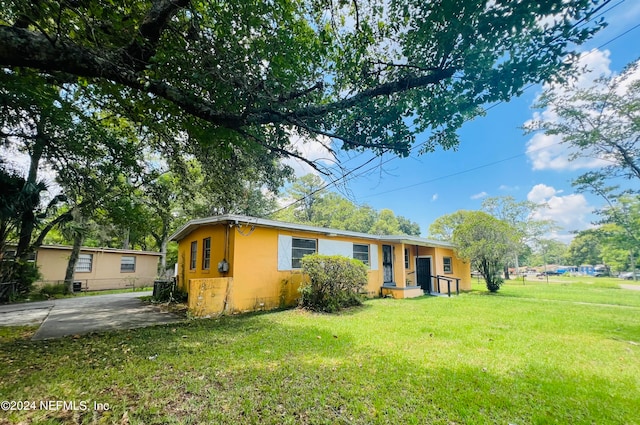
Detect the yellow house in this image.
<box><xmin>170</xmin><ymin>215</ymin><xmax>471</xmax><ymax>317</ymax></box>
<box><xmin>33</xmin><ymin>245</ymin><xmax>161</xmax><ymax>291</ymax></box>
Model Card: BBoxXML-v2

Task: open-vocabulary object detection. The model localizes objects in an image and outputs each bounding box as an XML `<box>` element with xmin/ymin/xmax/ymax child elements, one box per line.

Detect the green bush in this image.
<box><xmin>486</xmin><ymin>276</ymin><xmax>503</xmax><ymax>293</ymax></box>
<box><xmin>300</xmin><ymin>254</ymin><xmax>368</xmax><ymax>312</ymax></box>
<box><xmin>39</xmin><ymin>283</ymin><xmax>71</xmax><ymax>297</ymax></box>
<box><xmin>9</xmin><ymin>261</ymin><xmax>41</xmax><ymax>297</ymax></box>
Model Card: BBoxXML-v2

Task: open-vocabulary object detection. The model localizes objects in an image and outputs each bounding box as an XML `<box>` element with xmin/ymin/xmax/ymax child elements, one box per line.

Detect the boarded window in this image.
<box><xmin>121</xmin><ymin>256</ymin><xmax>136</xmax><ymax>272</ymax></box>
<box><xmin>443</xmin><ymin>257</ymin><xmax>453</xmax><ymax>273</ymax></box>
<box><xmin>202</xmin><ymin>237</ymin><xmax>211</xmax><ymax>270</ymax></box>
<box><xmin>353</xmin><ymin>244</ymin><xmax>369</xmax><ymax>266</ymax></box>
<box><xmin>190</xmin><ymin>241</ymin><xmax>197</xmax><ymax>270</ymax></box>
<box><xmin>75</xmin><ymin>254</ymin><xmax>93</xmax><ymax>273</ymax></box>
<box><xmin>292</xmin><ymin>238</ymin><xmax>316</xmax><ymax>269</ymax></box>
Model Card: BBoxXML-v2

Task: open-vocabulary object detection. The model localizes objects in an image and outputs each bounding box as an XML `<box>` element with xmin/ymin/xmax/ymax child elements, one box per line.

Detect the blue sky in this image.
<box><xmin>288</xmin><ymin>1</ymin><xmax>640</xmax><ymax>242</ymax></box>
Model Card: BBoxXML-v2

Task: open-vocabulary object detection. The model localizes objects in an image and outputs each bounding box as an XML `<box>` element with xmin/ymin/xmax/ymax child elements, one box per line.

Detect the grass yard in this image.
<box><xmin>1</xmin><ymin>280</ymin><xmax>639</xmax><ymax>424</ymax></box>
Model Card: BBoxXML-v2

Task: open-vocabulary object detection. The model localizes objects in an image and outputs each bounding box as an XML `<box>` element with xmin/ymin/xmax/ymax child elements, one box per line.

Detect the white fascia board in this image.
<box><xmin>170</xmin><ymin>214</ymin><xmax>458</xmax><ymax>249</ymax></box>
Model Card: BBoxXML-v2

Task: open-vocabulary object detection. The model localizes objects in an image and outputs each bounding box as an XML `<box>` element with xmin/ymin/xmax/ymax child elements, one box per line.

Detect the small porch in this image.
<box><xmin>377</xmin><ymin>237</ymin><xmax>466</xmax><ymax>299</ymax></box>
<box><xmin>381</xmin><ymin>275</ymin><xmax>461</xmax><ymax>298</ymax></box>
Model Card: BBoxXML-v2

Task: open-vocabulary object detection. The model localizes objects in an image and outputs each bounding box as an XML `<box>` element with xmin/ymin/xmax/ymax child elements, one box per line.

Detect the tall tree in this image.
<box><xmin>428</xmin><ymin>210</ymin><xmax>473</xmax><ymax>241</ymax></box>
<box><xmin>275</xmin><ymin>175</ymin><xmax>420</xmax><ymax>235</ymax></box>
<box><xmin>529</xmin><ymin>239</ymin><xmax>569</xmax><ymax>267</ymax></box>
<box><xmin>453</xmin><ymin>211</ymin><xmax>520</xmax><ymax>292</ymax></box>
<box><xmin>526</xmin><ymin>59</ymin><xmax>640</xmax><ymax>192</ymax></box>
<box><xmin>481</xmin><ymin>196</ymin><xmax>556</xmax><ymax>278</ymax></box>
<box><xmin>567</xmin><ymin>230</ymin><xmax>603</xmax><ymax>267</ymax></box>
<box><xmin>0</xmin><ymin>70</ymin><xmax>147</xmax><ymax>257</ymax></box>
<box><xmin>597</xmin><ymin>195</ymin><xmax>640</xmax><ymax>280</ymax></box>
<box><xmin>0</xmin><ymin>1</ymin><xmax>608</xmax><ymax>170</ymax></box>
<box><xmin>276</xmin><ymin>174</ymin><xmax>327</xmax><ymax>223</ymax></box>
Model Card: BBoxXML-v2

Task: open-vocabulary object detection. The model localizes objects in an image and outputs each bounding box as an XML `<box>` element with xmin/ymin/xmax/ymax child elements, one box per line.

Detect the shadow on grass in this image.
<box><xmin>2</xmin><ymin>297</ymin><xmax>639</xmax><ymax>424</ymax></box>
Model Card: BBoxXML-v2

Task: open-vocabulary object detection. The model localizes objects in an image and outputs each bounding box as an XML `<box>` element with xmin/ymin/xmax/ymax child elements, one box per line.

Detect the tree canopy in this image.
<box><xmin>274</xmin><ymin>174</ymin><xmax>420</xmax><ymax>235</ymax></box>
<box><xmin>527</xmin><ymin>59</ymin><xmax>640</xmax><ymax>190</ymax></box>
<box><xmin>453</xmin><ymin>211</ymin><xmax>519</xmax><ymax>292</ymax></box>
<box><xmin>0</xmin><ymin>0</ymin><xmax>609</xmax><ymax>169</ymax></box>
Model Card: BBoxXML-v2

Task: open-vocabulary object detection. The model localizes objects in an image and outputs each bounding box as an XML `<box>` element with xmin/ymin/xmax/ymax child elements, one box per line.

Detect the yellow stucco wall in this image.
<box><xmin>177</xmin><ymin>221</ymin><xmax>471</xmax><ymax>315</ymax></box>
<box><xmin>177</xmin><ymin>224</ymin><xmax>234</xmax><ymax>292</ymax></box>
<box><xmin>433</xmin><ymin>247</ymin><xmax>472</xmax><ymax>292</ymax></box>
<box><xmin>232</xmin><ymin>226</ymin><xmax>382</xmax><ymax>312</ymax></box>
<box><xmin>35</xmin><ymin>247</ymin><xmax>160</xmax><ymax>290</ymax></box>
<box><xmin>188</xmin><ymin>277</ymin><xmax>233</xmax><ymax>317</ymax></box>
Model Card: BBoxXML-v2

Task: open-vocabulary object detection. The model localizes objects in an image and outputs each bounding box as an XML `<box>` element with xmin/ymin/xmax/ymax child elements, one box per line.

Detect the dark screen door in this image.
<box><xmin>417</xmin><ymin>257</ymin><xmax>432</xmax><ymax>292</ymax></box>
<box><xmin>382</xmin><ymin>245</ymin><xmax>393</xmax><ymax>283</ymax></box>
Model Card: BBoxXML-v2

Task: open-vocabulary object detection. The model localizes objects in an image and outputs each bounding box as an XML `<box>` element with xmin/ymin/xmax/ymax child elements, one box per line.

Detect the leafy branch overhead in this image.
<box><xmin>0</xmin><ymin>0</ymin><xmax>609</xmax><ymax>163</ymax></box>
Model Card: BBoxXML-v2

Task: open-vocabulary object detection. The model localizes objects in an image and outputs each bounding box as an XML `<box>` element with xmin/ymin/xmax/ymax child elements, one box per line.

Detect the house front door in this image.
<box><xmin>416</xmin><ymin>257</ymin><xmax>432</xmax><ymax>293</ymax></box>
<box><xmin>382</xmin><ymin>245</ymin><xmax>393</xmax><ymax>283</ymax></box>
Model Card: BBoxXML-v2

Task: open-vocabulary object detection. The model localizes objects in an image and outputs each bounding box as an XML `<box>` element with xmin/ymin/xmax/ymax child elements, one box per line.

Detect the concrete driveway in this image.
<box><xmin>0</xmin><ymin>291</ymin><xmax>184</xmax><ymax>340</ymax></box>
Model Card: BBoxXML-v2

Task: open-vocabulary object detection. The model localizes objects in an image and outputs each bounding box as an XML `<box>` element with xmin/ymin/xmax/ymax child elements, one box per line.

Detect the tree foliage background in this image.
<box><xmin>527</xmin><ymin>58</ymin><xmax>640</xmax><ymax>278</ymax></box>
<box><xmin>1</xmin><ymin>0</ymin><xmax>609</xmax><ymax>167</ymax></box>
<box><xmin>274</xmin><ymin>174</ymin><xmax>421</xmax><ymax>235</ymax></box>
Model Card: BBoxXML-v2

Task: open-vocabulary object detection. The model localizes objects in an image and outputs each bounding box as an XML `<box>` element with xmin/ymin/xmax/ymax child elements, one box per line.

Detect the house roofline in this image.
<box><xmin>37</xmin><ymin>245</ymin><xmax>163</xmax><ymax>256</ymax></box>
<box><xmin>169</xmin><ymin>214</ymin><xmax>456</xmax><ymax>249</ymax></box>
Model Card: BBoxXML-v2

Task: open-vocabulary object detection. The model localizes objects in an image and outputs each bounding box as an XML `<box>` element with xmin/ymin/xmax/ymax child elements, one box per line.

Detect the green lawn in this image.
<box><xmin>15</xmin><ymin>286</ymin><xmax>154</xmax><ymax>303</ymax></box>
<box><xmin>1</xmin><ymin>281</ymin><xmax>639</xmax><ymax>424</ymax></box>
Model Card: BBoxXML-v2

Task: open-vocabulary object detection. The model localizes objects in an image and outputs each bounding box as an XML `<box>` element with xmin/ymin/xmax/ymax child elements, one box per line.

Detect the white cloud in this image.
<box><xmin>470</xmin><ymin>191</ymin><xmax>488</xmax><ymax>200</ymax></box>
<box><xmin>526</xmin><ymin>132</ymin><xmax>611</xmax><ymax>171</ymax></box>
<box><xmin>527</xmin><ymin>184</ymin><xmax>593</xmax><ymax>234</ymax></box>
<box><xmin>498</xmin><ymin>184</ymin><xmax>519</xmax><ymax>192</ymax></box>
<box><xmin>282</xmin><ymin>134</ymin><xmax>336</xmax><ymax>177</ymax></box>
<box><xmin>525</xmin><ymin>49</ymin><xmax>615</xmax><ymax>172</ymax></box>
<box><xmin>527</xmin><ymin>183</ymin><xmax>559</xmax><ymax>203</ymax></box>
<box><xmin>431</xmin><ymin>193</ymin><xmax>438</xmax><ymax>202</ymax></box>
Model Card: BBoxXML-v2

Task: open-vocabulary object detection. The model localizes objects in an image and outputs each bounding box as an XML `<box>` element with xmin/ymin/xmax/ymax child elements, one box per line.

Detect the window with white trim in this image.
<box><xmin>75</xmin><ymin>254</ymin><xmax>93</xmax><ymax>273</ymax></box>
<box><xmin>292</xmin><ymin>238</ymin><xmax>316</xmax><ymax>269</ymax></box>
<box><xmin>443</xmin><ymin>257</ymin><xmax>453</xmax><ymax>273</ymax></box>
<box><xmin>353</xmin><ymin>244</ymin><xmax>369</xmax><ymax>266</ymax></box>
<box><xmin>120</xmin><ymin>256</ymin><xmax>136</xmax><ymax>272</ymax></box>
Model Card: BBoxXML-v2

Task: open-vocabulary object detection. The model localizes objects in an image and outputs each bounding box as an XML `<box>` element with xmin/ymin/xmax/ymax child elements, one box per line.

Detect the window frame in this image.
<box><xmin>291</xmin><ymin>238</ymin><xmax>317</xmax><ymax>269</ymax></box>
<box><xmin>353</xmin><ymin>243</ymin><xmax>370</xmax><ymax>266</ymax></box>
<box><xmin>202</xmin><ymin>237</ymin><xmax>211</xmax><ymax>270</ymax></box>
<box><xmin>189</xmin><ymin>241</ymin><xmax>197</xmax><ymax>271</ymax></box>
<box><xmin>75</xmin><ymin>253</ymin><xmax>93</xmax><ymax>273</ymax></box>
<box><xmin>120</xmin><ymin>256</ymin><xmax>136</xmax><ymax>273</ymax></box>
<box><xmin>443</xmin><ymin>256</ymin><xmax>453</xmax><ymax>274</ymax></box>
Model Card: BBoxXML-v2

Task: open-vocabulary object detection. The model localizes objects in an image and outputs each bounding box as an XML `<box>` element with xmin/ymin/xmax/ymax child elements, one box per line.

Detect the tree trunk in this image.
<box><xmin>64</xmin><ymin>217</ymin><xmax>85</xmax><ymax>291</ymax></box>
<box><xmin>122</xmin><ymin>228</ymin><xmax>130</xmax><ymax>250</ymax></box>
<box><xmin>160</xmin><ymin>238</ymin><xmax>168</xmax><ymax>275</ymax></box>
<box><xmin>31</xmin><ymin>210</ymin><xmax>74</xmax><ymax>249</ymax></box>
<box><xmin>16</xmin><ymin>131</ymin><xmax>45</xmax><ymax>260</ymax></box>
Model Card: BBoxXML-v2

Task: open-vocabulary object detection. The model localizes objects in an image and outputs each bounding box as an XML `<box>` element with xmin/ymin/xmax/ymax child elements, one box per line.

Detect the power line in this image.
<box><xmin>268</xmin><ymin>0</ymin><xmax>637</xmax><ymax>216</ymax></box>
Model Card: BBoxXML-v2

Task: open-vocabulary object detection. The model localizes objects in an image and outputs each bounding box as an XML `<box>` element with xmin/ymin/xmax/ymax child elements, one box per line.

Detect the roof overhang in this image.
<box><xmin>38</xmin><ymin>245</ymin><xmax>163</xmax><ymax>256</ymax></box>
<box><xmin>169</xmin><ymin>214</ymin><xmax>457</xmax><ymax>249</ymax></box>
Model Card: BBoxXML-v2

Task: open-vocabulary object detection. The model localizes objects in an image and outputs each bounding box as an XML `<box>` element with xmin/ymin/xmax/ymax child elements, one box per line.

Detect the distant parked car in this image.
<box><xmin>537</xmin><ymin>271</ymin><xmax>560</xmax><ymax>277</ymax></box>
<box><xmin>619</xmin><ymin>272</ymin><xmax>636</xmax><ymax>280</ymax></box>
